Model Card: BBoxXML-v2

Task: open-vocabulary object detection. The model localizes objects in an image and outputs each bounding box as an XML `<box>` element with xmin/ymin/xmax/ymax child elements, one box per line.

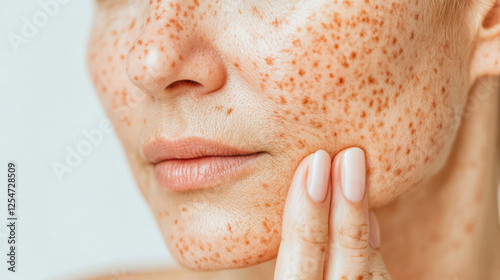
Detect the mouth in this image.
<box><xmin>142</xmin><ymin>137</ymin><xmax>265</xmax><ymax>191</ymax></box>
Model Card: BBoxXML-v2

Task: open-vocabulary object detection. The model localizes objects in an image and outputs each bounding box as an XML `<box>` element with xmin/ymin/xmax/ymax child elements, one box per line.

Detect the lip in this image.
<box><xmin>143</xmin><ymin>137</ymin><xmax>264</xmax><ymax>191</ymax></box>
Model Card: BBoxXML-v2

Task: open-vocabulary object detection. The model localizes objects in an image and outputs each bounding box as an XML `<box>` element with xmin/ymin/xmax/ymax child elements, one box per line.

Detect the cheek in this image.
<box><xmin>87</xmin><ymin>14</ymin><xmax>148</xmax><ymax>147</ymax></box>
<box><xmin>260</xmin><ymin>1</ymin><xmax>460</xmax><ymax>207</ymax></box>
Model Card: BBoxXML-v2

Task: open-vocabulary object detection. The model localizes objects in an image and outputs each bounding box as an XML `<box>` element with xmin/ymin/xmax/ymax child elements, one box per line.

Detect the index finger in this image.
<box><xmin>275</xmin><ymin>150</ymin><xmax>332</xmax><ymax>280</ymax></box>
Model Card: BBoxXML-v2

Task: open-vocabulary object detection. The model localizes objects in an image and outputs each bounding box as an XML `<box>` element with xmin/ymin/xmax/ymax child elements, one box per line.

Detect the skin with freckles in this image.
<box><xmin>86</xmin><ymin>0</ymin><xmax>500</xmax><ymax>275</ymax></box>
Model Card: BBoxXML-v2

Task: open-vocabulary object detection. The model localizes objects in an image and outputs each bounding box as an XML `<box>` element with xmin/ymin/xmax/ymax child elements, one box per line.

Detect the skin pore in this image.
<box><xmin>86</xmin><ymin>0</ymin><xmax>500</xmax><ymax>279</ymax></box>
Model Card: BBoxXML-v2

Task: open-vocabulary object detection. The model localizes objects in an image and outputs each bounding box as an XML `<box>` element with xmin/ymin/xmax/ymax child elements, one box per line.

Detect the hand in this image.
<box><xmin>274</xmin><ymin>148</ymin><xmax>391</xmax><ymax>280</ymax></box>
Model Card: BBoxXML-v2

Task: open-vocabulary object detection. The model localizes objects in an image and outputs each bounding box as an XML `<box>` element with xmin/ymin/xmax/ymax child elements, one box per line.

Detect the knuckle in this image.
<box><xmin>368</xmin><ymin>259</ymin><xmax>391</xmax><ymax>280</ymax></box>
<box><xmin>336</xmin><ymin>222</ymin><xmax>370</xmax><ymax>250</ymax></box>
<box><xmin>285</xmin><ymin>270</ymin><xmax>314</xmax><ymax>280</ymax></box>
<box><xmin>346</xmin><ymin>250</ymin><xmax>368</xmax><ymax>264</ymax></box>
<box><xmin>285</xmin><ymin>257</ymin><xmax>322</xmax><ymax>280</ymax></box>
<box><xmin>281</xmin><ymin>251</ymin><xmax>324</xmax><ymax>280</ymax></box>
<box><xmin>368</xmin><ymin>271</ymin><xmax>392</xmax><ymax>280</ymax></box>
<box><xmin>294</xmin><ymin>224</ymin><xmax>329</xmax><ymax>246</ymax></box>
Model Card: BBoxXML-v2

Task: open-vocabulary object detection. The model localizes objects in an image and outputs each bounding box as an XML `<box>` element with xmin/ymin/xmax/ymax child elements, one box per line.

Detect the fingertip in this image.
<box><xmin>341</xmin><ymin>148</ymin><xmax>366</xmax><ymax>203</ymax></box>
<box><xmin>306</xmin><ymin>150</ymin><xmax>331</xmax><ymax>203</ymax></box>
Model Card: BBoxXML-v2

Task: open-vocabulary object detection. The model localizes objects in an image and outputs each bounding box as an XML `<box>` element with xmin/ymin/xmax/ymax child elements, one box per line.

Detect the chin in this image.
<box><xmin>168</xmin><ymin>234</ymin><xmax>280</xmax><ymax>271</ymax></box>
<box><xmin>159</xmin><ymin>204</ymin><xmax>283</xmax><ymax>271</ymax></box>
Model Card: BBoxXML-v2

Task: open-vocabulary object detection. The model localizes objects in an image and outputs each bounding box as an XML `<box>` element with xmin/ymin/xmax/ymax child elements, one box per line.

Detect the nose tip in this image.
<box><xmin>125</xmin><ymin>31</ymin><xmax>227</xmax><ymax>99</ymax></box>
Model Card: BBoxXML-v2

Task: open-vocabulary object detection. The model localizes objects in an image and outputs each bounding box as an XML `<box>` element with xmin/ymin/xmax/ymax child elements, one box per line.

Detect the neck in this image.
<box><xmin>376</xmin><ymin>83</ymin><xmax>500</xmax><ymax>279</ymax></box>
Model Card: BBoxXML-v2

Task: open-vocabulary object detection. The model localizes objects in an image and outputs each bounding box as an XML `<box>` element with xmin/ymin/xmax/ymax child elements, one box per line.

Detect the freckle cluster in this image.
<box><xmin>88</xmin><ymin>3</ymin><xmax>150</xmax><ymax>127</ymax></box>
<box><xmin>158</xmin><ymin>205</ymin><xmax>282</xmax><ymax>270</ymax></box>
<box><xmin>259</xmin><ymin>0</ymin><xmax>459</xmax><ymax>205</ymax></box>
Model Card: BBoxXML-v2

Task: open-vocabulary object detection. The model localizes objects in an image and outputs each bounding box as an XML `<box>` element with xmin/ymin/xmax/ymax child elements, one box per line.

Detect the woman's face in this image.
<box><xmin>88</xmin><ymin>0</ymin><xmax>472</xmax><ymax>270</ymax></box>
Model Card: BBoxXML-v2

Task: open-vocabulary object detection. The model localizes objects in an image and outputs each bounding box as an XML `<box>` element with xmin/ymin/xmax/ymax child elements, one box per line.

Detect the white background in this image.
<box><xmin>0</xmin><ymin>1</ymin><xmax>177</xmax><ymax>280</ymax></box>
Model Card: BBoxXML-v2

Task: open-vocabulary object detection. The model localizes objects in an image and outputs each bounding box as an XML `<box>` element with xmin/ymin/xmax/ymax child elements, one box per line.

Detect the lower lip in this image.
<box><xmin>154</xmin><ymin>153</ymin><xmax>263</xmax><ymax>191</ymax></box>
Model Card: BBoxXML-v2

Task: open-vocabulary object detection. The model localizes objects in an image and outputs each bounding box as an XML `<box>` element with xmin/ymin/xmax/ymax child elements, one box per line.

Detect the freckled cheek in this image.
<box><xmin>265</xmin><ymin>34</ymin><xmax>455</xmax><ymax>181</ymax></box>
<box><xmin>88</xmin><ymin>30</ymin><xmax>144</xmax><ymax>130</ymax></box>
<box><xmin>266</xmin><ymin>60</ymin><xmax>455</xmax><ymax>202</ymax></box>
<box><xmin>364</xmin><ymin>87</ymin><xmax>457</xmax><ymax>207</ymax></box>
<box><xmin>265</xmin><ymin>67</ymin><xmax>380</xmax><ymax>155</ymax></box>
<box><xmin>263</xmin><ymin>65</ymin><xmax>346</xmax><ymax>152</ymax></box>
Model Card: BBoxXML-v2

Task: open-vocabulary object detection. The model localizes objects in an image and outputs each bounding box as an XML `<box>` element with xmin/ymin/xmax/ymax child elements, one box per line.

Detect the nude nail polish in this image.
<box><xmin>306</xmin><ymin>150</ymin><xmax>331</xmax><ymax>203</ymax></box>
<box><xmin>341</xmin><ymin>148</ymin><xmax>366</xmax><ymax>203</ymax></box>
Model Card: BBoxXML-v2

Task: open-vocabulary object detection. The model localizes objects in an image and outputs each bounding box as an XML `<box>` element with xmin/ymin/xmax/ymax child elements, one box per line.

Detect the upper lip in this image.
<box><xmin>142</xmin><ymin>136</ymin><xmax>260</xmax><ymax>164</ymax></box>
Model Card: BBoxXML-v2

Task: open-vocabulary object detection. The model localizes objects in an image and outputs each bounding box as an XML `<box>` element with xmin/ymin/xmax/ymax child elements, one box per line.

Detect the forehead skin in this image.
<box><xmin>88</xmin><ymin>0</ymin><xmax>470</xmax><ymax>270</ymax></box>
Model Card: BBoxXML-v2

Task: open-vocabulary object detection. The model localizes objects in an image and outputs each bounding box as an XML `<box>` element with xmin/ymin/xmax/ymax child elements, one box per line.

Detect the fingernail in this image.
<box><xmin>341</xmin><ymin>148</ymin><xmax>366</xmax><ymax>203</ymax></box>
<box><xmin>369</xmin><ymin>212</ymin><xmax>381</xmax><ymax>248</ymax></box>
<box><xmin>306</xmin><ymin>150</ymin><xmax>331</xmax><ymax>203</ymax></box>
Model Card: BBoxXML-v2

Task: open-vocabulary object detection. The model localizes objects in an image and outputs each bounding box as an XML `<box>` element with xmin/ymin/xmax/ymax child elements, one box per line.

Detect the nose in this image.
<box><xmin>125</xmin><ymin>3</ymin><xmax>227</xmax><ymax>99</ymax></box>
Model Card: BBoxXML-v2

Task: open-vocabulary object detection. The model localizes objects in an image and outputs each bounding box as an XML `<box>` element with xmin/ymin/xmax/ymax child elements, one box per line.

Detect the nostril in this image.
<box><xmin>165</xmin><ymin>80</ymin><xmax>201</xmax><ymax>90</ymax></box>
<box><xmin>482</xmin><ymin>3</ymin><xmax>500</xmax><ymax>29</ymax></box>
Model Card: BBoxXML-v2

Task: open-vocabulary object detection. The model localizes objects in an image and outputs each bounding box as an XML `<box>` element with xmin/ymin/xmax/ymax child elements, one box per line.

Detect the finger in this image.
<box><xmin>324</xmin><ymin>147</ymin><xmax>370</xmax><ymax>280</ymax></box>
<box><xmin>275</xmin><ymin>150</ymin><xmax>332</xmax><ymax>280</ymax></box>
<box><xmin>368</xmin><ymin>212</ymin><xmax>380</xmax><ymax>250</ymax></box>
<box><xmin>367</xmin><ymin>212</ymin><xmax>392</xmax><ymax>280</ymax></box>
